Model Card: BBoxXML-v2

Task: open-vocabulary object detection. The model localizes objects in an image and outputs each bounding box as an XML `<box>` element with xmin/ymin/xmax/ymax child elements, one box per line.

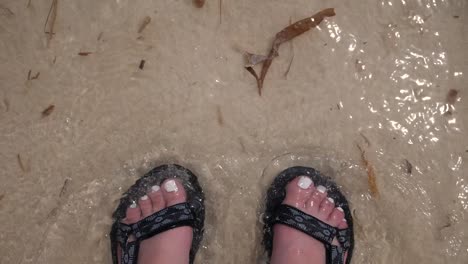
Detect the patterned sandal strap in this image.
<box><xmin>116</xmin><ymin>202</ymin><xmax>195</xmax><ymax>264</ymax></box>
<box><xmin>273</xmin><ymin>204</ymin><xmax>337</xmax><ymax>245</ymax></box>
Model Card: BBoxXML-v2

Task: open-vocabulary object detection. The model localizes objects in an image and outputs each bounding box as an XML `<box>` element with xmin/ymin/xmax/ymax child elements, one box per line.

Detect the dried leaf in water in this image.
<box><xmin>42</xmin><ymin>104</ymin><xmax>55</xmax><ymax>117</ymax></box>
<box><xmin>244</xmin><ymin>52</ymin><xmax>268</xmax><ymax>67</ymax></box>
<box><xmin>27</xmin><ymin>70</ymin><xmax>32</xmax><ymax>80</ymax></box>
<box><xmin>78</xmin><ymin>52</ymin><xmax>93</xmax><ymax>56</ymax></box>
<box><xmin>194</xmin><ymin>0</ymin><xmax>205</xmax><ymax>8</ymax></box>
<box><xmin>138</xmin><ymin>16</ymin><xmax>151</xmax><ymax>34</ymax></box>
<box><xmin>357</xmin><ymin>144</ymin><xmax>379</xmax><ymax>199</ymax></box>
<box><xmin>31</xmin><ymin>72</ymin><xmax>40</xmax><ymax>80</ymax></box>
<box><xmin>245</xmin><ymin>8</ymin><xmax>336</xmax><ymax>95</ymax></box>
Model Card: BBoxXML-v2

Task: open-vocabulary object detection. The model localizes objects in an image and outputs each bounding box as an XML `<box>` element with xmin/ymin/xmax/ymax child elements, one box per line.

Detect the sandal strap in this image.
<box><xmin>337</xmin><ymin>228</ymin><xmax>351</xmax><ymax>250</ymax></box>
<box><xmin>273</xmin><ymin>204</ymin><xmax>337</xmax><ymax>245</ymax></box>
<box><xmin>330</xmin><ymin>245</ymin><xmax>345</xmax><ymax>264</ymax></box>
<box><xmin>116</xmin><ymin>202</ymin><xmax>195</xmax><ymax>264</ymax></box>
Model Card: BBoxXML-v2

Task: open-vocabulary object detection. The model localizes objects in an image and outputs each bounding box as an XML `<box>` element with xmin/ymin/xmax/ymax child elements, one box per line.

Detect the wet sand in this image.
<box><xmin>0</xmin><ymin>0</ymin><xmax>467</xmax><ymax>263</ymax></box>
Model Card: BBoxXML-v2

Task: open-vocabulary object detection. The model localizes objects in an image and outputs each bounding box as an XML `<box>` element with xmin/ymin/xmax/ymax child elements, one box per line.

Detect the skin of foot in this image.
<box><xmin>118</xmin><ymin>179</ymin><xmax>193</xmax><ymax>264</ymax></box>
<box><xmin>270</xmin><ymin>176</ymin><xmax>348</xmax><ymax>264</ymax></box>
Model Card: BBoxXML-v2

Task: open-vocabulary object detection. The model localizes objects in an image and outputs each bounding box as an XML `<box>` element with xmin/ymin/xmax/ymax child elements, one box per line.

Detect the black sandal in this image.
<box><xmin>263</xmin><ymin>166</ymin><xmax>354</xmax><ymax>264</ymax></box>
<box><xmin>110</xmin><ymin>164</ymin><xmax>205</xmax><ymax>264</ymax></box>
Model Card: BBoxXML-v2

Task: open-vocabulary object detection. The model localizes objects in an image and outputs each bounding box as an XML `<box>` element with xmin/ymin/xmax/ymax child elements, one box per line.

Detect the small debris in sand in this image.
<box><xmin>139</xmin><ymin>60</ymin><xmax>146</xmax><ymax>70</ymax></box>
<box><xmin>0</xmin><ymin>194</ymin><xmax>4</xmax><ymax>201</ymax></box>
<box><xmin>446</xmin><ymin>89</ymin><xmax>459</xmax><ymax>104</ymax></box>
<box><xmin>403</xmin><ymin>159</ymin><xmax>413</xmax><ymax>174</ymax></box>
<box><xmin>53</xmin><ymin>56</ymin><xmax>57</xmax><ymax>64</ymax></box>
<box><xmin>78</xmin><ymin>52</ymin><xmax>93</xmax><ymax>56</ymax></box>
<box><xmin>59</xmin><ymin>178</ymin><xmax>70</xmax><ymax>197</ymax></box>
<box><xmin>44</xmin><ymin>0</ymin><xmax>58</xmax><ymax>47</ymax></box>
<box><xmin>97</xmin><ymin>32</ymin><xmax>104</xmax><ymax>41</ymax></box>
<box><xmin>216</xmin><ymin>105</ymin><xmax>224</xmax><ymax>126</ymax></box>
<box><xmin>444</xmin><ymin>89</ymin><xmax>459</xmax><ymax>115</ymax></box>
<box><xmin>238</xmin><ymin>137</ymin><xmax>246</xmax><ymax>153</ymax></box>
<box><xmin>453</xmin><ymin>15</ymin><xmax>459</xmax><ymax>19</ymax></box>
<box><xmin>3</xmin><ymin>98</ymin><xmax>10</xmax><ymax>112</ymax></box>
<box><xmin>27</xmin><ymin>70</ymin><xmax>40</xmax><ymax>80</ymax></box>
<box><xmin>244</xmin><ymin>8</ymin><xmax>336</xmax><ymax>95</ymax></box>
<box><xmin>138</xmin><ymin>16</ymin><xmax>152</xmax><ymax>34</ymax></box>
<box><xmin>42</xmin><ymin>104</ymin><xmax>55</xmax><ymax>117</ymax></box>
<box><xmin>336</xmin><ymin>103</ymin><xmax>341</xmax><ymax>110</ymax></box>
<box><xmin>359</xmin><ymin>132</ymin><xmax>371</xmax><ymax>147</ymax></box>
<box><xmin>0</xmin><ymin>5</ymin><xmax>14</xmax><ymax>16</ymax></box>
<box><xmin>357</xmin><ymin>143</ymin><xmax>379</xmax><ymax>199</ymax></box>
<box><xmin>194</xmin><ymin>0</ymin><xmax>205</xmax><ymax>8</ymax></box>
<box><xmin>219</xmin><ymin>0</ymin><xmax>222</xmax><ymax>24</ymax></box>
<box><xmin>27</xmin><ymin>0</ymin><xmax>32</xmax><ymax>8</ymax></box>
<box><xmin>17</xmin><ymin>154</ymin><xmax>29</xmax><ymax>173</ymax></box>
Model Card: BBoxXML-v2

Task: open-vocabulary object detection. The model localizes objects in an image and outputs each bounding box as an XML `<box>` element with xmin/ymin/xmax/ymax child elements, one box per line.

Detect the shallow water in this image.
<box><xmin>0</xmin><ymin>0</ymin><xmax>467</xmax><ymax>263</ymax></box>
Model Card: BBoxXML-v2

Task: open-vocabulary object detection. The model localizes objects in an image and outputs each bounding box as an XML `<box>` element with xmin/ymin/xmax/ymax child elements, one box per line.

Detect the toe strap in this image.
<box><xmin>273</xmin><ymin>204</ymin><xmax>350</xmax><ymax>264</ymax></box>
<box><xmin>273</xmin><ymin>204</ymin><xmax>337</xmax><ymax>245</ymax></box>
<box><xmin>115</xmin><ymin>202</ymin><xmax>196</xmax><ymax>264</ymax></box>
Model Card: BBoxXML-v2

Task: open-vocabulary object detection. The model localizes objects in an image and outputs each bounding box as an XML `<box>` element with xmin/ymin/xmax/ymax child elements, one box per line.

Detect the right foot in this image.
<box><xmin>118</xmin><ymin>179</ymin><xmax>193</xmax><ymax>264</ymax></box>
<box><xmin>270</xmin><ymin>176</ymin><xmax>348</xmax><ymax>264</ymax></box>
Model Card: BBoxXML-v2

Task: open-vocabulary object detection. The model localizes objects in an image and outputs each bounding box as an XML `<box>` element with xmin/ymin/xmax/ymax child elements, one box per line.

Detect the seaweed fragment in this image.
<box><xmin>42</xmin><ymin>104</ymin><xmax>55</xmax><ymax>117</ymax></box>
<box><xmin>357</xmin><ymin>143</ymin><xmax>379</xmax><ymax>199</ymax></box>
<box><xmin>194</xmin><ymin>0</ymin><xmax>205</xmax><ymax>8</ymax></box>
<box><xmin>444</xmin><ymin>89</ymin><xmax>459</xmax><ymax>115</ymax></box>
<box><xmin>44</xmin><ymin>0</ymin><xmax>58</xmax><ymax>47</ymax></box>
<box><xmin>17</xmin><ymin>154</ymin><xmax>29</xmax><ymax>173</ymax></box>
<box><xmin>78</xmin><ymin>52</ymin><xmax>92</xmax><ymax>56</ymax></box>
<box><xmin>139</xmin><ymin>60</ymin><xmax>146</xmax><ymax>70</ymax></box>
<box><xmin>216</xmin><ymin>105</ymin><xmax>224</xmax><ymax>126</ymax></box>
<box><xmin>244</xmin><ymin>8</ymin><xmax>335</xmax><ymax>95</ymax></box>
<box><xmin>59</xmin><ymin>178</ymin><xmax>70</xmax><ymax>197</ymax></box>
<box><xmin>403</xmin><ymin>159</ymin><xmax>412</xmax><ymax>174</ymax></box>
<box><xmin>138</xmin><ymin>16</ymin><xmax>151</xmax><ymax>34</ymax></box>
<box><xmin>3</xmin><ymin>97</ymin><xmax>9</xmax><ymax>112</ymax></box>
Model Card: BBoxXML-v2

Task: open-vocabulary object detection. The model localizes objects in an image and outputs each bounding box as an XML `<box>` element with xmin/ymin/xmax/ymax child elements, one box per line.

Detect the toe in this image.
<box><xmin>123</xmin><ymin>202</ymin><xmax>141</xmax><ymax>224</ymax></box>
<box><xmin>338</xmin><ymin>218</ymin><xmax>348</xmax><ymax>229</ymax></box>
<box><xmin>328</xmin><ymin>207</ymin><xmax>345</xmax><ymax>226</ymax></box>
<box><xmin>305</xmin><ymin>185</ymin><xmax>327</xmax><ymax>214</ymax></box>
<box><xmin>138</xmin><ymin>195</ymin><xmax>153</xmax><ymax>217</ymax></box>
<box><xmin>282</xmin><ymin>176</ymin><xmax>315</xmax><ymax>209</ymax></box>
<box><xmin>162</xmin><ymin>179</ymin><xmax>187</xmax><ymax>206</ymax></box>
<box><xmin>148</xmin><ymin>185</ymin><xmax>166</xmax><ymax>213</ymax></box>
<box><xmin>318</xmin><ymin>196</ymin><xmax>335</xmax><ymax>219</ymax></box>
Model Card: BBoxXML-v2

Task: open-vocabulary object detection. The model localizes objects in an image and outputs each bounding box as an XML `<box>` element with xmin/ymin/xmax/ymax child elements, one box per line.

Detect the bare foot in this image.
<box><xmin>118</xmin><ymin>179</ymin><xmax>193</xmax><ymax>264</ymax></box>
<box><xmin>270</xmin><ymin>176</ymin><xmax>348</xmax><ymax>264</ymax></box>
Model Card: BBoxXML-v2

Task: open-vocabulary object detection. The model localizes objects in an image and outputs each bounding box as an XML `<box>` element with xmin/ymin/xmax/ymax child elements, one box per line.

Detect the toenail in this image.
<box><xmin>130</xmin><ymin>201</ymin><xmax>137</xmax><ymax>208</ymax></box>
<box><xmin>342</xmin><ymin>218</ymin><xmax>347</xmax><ymax>222</ymax></box>
<box><xmin>151</xmin><ymin>185</ymin><xmax>160</xmax><ymax>192</ymax></box>
<box><xmin>327</xmin><ymin>197</ymin><xmax>334</xmax><ymax>203</ymax></box>
<box><xmin>164</xmin><ymin>180</ymin><xmax>178</xmax><ymax>192</ymax></box>
<box><xmin>297</xmin><ymin>176</ymin><xmax>313</xmax><ymax>189</ymax></box>
<box><xmin>317</xmin><ymin>185</ymin><xmax>327</xmax><ymax>193</ymax></box>
<box><xmin>140</xmin><ymin>195</ymin><xmax>148</xmax><ymax>201</ymax></box>
<box><xmin>337</xmin><ymin>207</ymin><xmax>344</xmax><ymax>212</ymax></box>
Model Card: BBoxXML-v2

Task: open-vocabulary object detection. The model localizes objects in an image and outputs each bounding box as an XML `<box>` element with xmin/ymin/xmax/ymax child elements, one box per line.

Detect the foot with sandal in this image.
<box><xmin>111</xmin><ymin>165</ymin><xmax>353</xmax><ymax>264</ymax></box>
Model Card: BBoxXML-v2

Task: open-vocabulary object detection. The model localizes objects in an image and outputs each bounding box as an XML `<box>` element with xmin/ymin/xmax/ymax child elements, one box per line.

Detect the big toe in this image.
<box><xmin>283</xmin><ymin>176</ymin><xmax>315</xmax><ymax>209</ymax></box>
<box><xmin>161</xmin><ymin>178</ymin><xmax>187</xmax><ymax>206</ymax></box>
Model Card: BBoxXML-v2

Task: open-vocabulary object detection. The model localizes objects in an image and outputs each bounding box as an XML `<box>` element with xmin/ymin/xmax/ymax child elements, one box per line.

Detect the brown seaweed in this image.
<box><xmin>139</xmin><ymin>60</ymin><xmax>146</xmax><ymax>70</ymax></box>
<box><xmin>245</xmin><ymin>8</ymin><xmax>336</xmax><ymax>95</ymax></box>
<box><xmin>216</xmin><ymin>105</ymin><xmax>224</xmax><ymax>126</ymax></box>
<box><xmin>44</xmin><ymin>0</ymin><xmax>58</xmax><ymax>47</ymax></box>
<box><xmin>59</xmin><ymin>178</ymin><xmax>70</xmax><ymax>197</ymax></box>
<box><xmin>138</xmin><ymin>16</ymin><xmax>151</xmax><ymax>34</ymax></box>
<box><xmin>403</xmin><ymin>159</ymin><xmax>413</xmax><ymax>175</ymax></box>
<box><xmin>194</xmin><ymin>0</ymin><xmax>205</xmax><ymax>8</ymax></box>
<box><xmin>78</xmin><ymin>52</ymin><xmax>93</xmax><ymax>56</ymax></box>
<box><xmin>42</xmin><ymin>104</ymin><xmax>55</xmax><ymax>117</ymax></box>
<box><xmin>357</xmin><ymin>144</ymin><xmax>379</xmax><ymax>199</ymax></box>
<box><xmin>27</xmin><ymin>70</ymin><xmax>40</xmax><ymax>80</ymax></box>
<box><xmin>17</xmin><ymin>154</ymin><xmax>29</xmax><ymax>173</ymax></box>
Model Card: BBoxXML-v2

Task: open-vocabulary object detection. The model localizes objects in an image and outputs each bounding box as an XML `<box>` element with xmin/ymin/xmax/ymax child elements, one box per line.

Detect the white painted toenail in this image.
<box><xmin>164</xmin><ymin>180</ymin><xmax>178</xmax><ymax>192</ymax></box>
<box><xmin>140</xmin><ymin>195</ymin><xmax>148</xmax><ymax>201</ymax></box>
<box><xmin>337</xmin><ymin>207</ymin><xmax>344</xmax><ymax>212</ymax></box>
<box><xmin>317</xmin><ymin>185</ymin><xmax>327</xmax><ymax>193</ymax></box>
<box><xmin>327</xmin><ymin>197</ymin><xmax>334</xmax><ymax>203</ymax></box>
<box><xmin>151</xmin><ymin>185</ymin><xmax>160</xmax><ymax>192</ymax></box>
<box><xmin>130</xmin><ymin>201</ymin><xmax>137</xmax><ymax>208</ymax></box>
<box><xmin>342</xmin><ymin>218</ymin><xmax>347</xmax><ymax>222</ymax></box>
<box><xmin>298</xmin><ymin>176</ymin><xmax>313</xmax><ymax>189</ymax></box>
